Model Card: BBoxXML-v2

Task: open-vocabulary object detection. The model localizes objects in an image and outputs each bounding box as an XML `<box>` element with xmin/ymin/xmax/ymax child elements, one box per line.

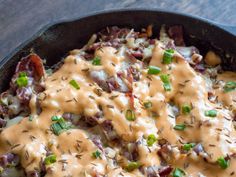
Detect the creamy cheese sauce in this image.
<box><xmin>0</xmin><ymin>33</ymin><xmax>236</xmax><ymax>177</ymax></box>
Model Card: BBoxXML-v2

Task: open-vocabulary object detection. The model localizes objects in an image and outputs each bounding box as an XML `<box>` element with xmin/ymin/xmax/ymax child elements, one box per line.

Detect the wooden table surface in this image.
<box><xmin>0</xmin><ymin>0</ymin><xmax>236</xmax><ymax>60</ymax></box>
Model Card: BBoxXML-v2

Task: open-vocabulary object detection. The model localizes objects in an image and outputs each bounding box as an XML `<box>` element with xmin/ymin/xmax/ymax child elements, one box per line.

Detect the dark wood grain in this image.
<box><xmin>0</xmin><ymin>0</ymin><xmax>236</xmax><ymax>60</ymax></box>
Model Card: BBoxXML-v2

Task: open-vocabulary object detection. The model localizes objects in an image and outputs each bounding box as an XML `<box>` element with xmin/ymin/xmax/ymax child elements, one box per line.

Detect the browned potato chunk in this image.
<box><xmin>204</xmin><ymin>51</ymin><xmax>221</xmax><ymax>66</ymax></box>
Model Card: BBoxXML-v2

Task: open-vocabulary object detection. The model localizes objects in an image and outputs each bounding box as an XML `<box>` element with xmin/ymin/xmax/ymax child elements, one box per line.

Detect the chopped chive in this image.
<box><xmin>205</xmin><ymin>110</ymin><xmax>217</xmax><ymax>117</ymax></box>
<box><xmin>51</xmin><ymin>122</ymin><xmax>64</xmax><ymax>135</ymax></box>
<box><xmin>125</xmin><ymin>161</ymin><xmax>141</xmax><ymax>172</ymax></box>
<box><xmin>16</xmin><ymin>72</ymin><xmax>28</xmax><ymax>87</ymax></box>
<box><xmin>51</xmin><ymin>115</ymin><xmax>62</xmax><ymax>121</ymax></box>
<box><xmin>92</xmin><ymin>56</ymin><xmax>101</xmax><ymax>65</ymax></box>
<box><xmin>51</xmin><ymin>118</ymin><xmax>71</xmax><ymax>136</ymax></box>
<box><xmin>57</xmin><ymin>119</ymin><xmax>70</xmax><ymax>129</ymax></box>
<box><xmin>147</xmin><ymin>134</ymin><xmax>157</xmax><ymax>146</ymax></box>
<box><xmin>183</xmin><ymin>143</ymin><xmax>195</xmax><ymax>151</ymax></box>
<box><xmin>44</xmin><ymin>154</ymin><xmax>57</xmax><ymax>165</ymax></box>
<box><xmin>163</xmin><ymin>83</ymin><xmax>171</xmax><ymax>91</ymax></box>
<box><xmin>181</xmin><ymin>104</ymin><xmax>191</xmax><ymax>114</ymax></box>
<box><xmin>160</xmin><ymin>74</ymin><xmax>170</xmax><ymax>83</ymax></box>
<box><xmin>92</xmin><ymin>150</ymin><xmax>101</xmax><ymax>159</ymax></box>
<box><xmin>69</xmin><ymin>79</ymin><xmax>80</xmax><ymax>90</ymax></box>
<box><xmin>174</xmin><ymin>124</ymin><xmax>186</xmax><ymax>131</ymax></box>
<box><xmin>217</xmin><ymin>157</ymin><xmax>229</xmax><ymax>169</ymax></box>
<box><xmin>163</xmin><ymin>49</ymin><xmax>174</xmax><ymax>64</ymax></box>
<box><xmin>143</xmin><ymin>101</ymin><xmax>152</xmax><ymax>109</ymax></box>
<box><xmin>125</xmin><ymin>109</ymin><xmax>136</xmax><ymax>121</ymax></box>
<box><xmin>172</xmin><ymin>168</ymin><xmax>185</xmax><ymax>177</ymax></box>
<box><xmin>223</xmin><ymin>81</ymin><xmax>236</xmax><ymax>93</ymax></box>
<box><xmin>160</xmin><ymin>74</ymin><xmax>171</xmax><ymax>91</ymax></box>
<box><xmin>147</xmin><ymin>66</ymin><xmax>161</xmax><ymax>75</ymax></box>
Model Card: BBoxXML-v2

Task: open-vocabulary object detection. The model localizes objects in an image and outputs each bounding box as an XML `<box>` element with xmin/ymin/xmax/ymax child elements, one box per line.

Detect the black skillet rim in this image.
<box><xmin>0</xmin><ymin>8</ymin><xmax>235</xmax><ymax>66</ymax></box>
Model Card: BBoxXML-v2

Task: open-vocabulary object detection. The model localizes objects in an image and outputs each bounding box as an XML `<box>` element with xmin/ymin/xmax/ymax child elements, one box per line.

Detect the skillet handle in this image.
<box><xmin>218</xmin><ymin>24</ymin><xmax>236</xmax><ymax>36</ymax></box>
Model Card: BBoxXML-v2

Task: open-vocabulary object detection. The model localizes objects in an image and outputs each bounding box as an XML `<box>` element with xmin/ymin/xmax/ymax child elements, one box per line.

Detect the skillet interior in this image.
<box><xmin>0</xmin><ymin>9</ymin><xmax>236</xmax><ymax>92</ymax></box>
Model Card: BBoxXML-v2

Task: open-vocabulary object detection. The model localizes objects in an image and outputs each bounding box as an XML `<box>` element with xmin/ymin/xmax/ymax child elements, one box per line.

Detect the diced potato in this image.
<box><xmin>204</xmin><ymin>51</ymin><xmax>221</xmax><ymax>66</ymax></box>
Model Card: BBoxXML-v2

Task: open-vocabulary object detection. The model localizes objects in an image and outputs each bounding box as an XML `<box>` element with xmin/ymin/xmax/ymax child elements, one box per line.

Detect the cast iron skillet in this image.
<box><xmin>1</xmin><ymin>9</ymin><xmax>236</xmax><ymax>92</ymax></box>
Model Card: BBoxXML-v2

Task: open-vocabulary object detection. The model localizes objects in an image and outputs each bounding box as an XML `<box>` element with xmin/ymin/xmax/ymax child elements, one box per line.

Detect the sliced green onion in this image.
<box><xmin>181</xmin><ymin>104</ymin><xmax>191</xmax><ymax>114</ymax></box>
<box><xmin>16</xmin><ymin>72</ymin><xmax>28</xmax><ymax>87</ymax></box>
<box><xmin>147</xmin><ymin>134</ymin><xmax>157</xmax><ymax>146</ymax></box>
<box><xmin>92</xmin><ymin>150</ymin><xmax>101</xmax><ymax>159</ymax></box>
<box><xmin>160</xmin><ymin>74</ymin><xmax>171</xmax><ymax>91</ymax></box>
<box><xmin>57</xmin><ymin>118</ymin><xmax>70</xmax><ymax>129</ymax></box>
<box><xmin>92</xmin><ymin>56</ymin><xmax>101</xmax><ymax>65</ymax></box>
<box><xmin>183</xmin><ymin>143</ymin><xmax>195</xmax><ymax>151</ymax></box>
<box><xmin>174</xmin><ymin>124</ymin><xmax>186</xmax><ymax>131</ymax></box>
<box><xmin>44</xmin><ymin>154</ymin><xmax>57</xmax><ymax>165</ymax></box>
<box><xmin>172</xmin><ymin>168</ymin><xmax>185</xmax><ymax>177</ymax></box>
<box><xmin>205</xmin><ymin>110</ymin><xmax>217</xmax><ymax>117</ymax></box>
<box><xmin>51</xmin><ymin>115</ymin><xmax>62</xmax><ymax>121</ymax></box>
<box><xmin>69</xmin><ymin>79</ymin><xmax>80</xmax><ymax>90</ymax></box>
<box><xmin>125</xmin><ymin>161</ymin><xmax>141</xmax><ymax>172</ymax></box>
<box><xmin>147</xmin><ymin>66</ymin><xmax>161</xmax><ymax>75</ymax></box>
<box><xmin>223</xmin><ymin>81</ymin><xmax>236</xmax><ymax>93</ymax></box>
<box><xmin>143</xmin><ymin>101</ymin><xmax>152</xmax><ymax>109</ymax></box>
<box><xmin>163</xmin><ymin>49</ymin><xmax>174</xmax><ymax>64</ymax></box>
<box><xmin>51</xmin><ymin>122</ymin><xmax>64</xmax><ymax>135</ymax></box>
<box><xmin>125</xmin><ymin>109</ymin><xmax>136</xmax><ymax>121</ymax></box>
<box><xmin>51</xmin><ymin>118</ymin><xmax>71</xmax><ymax>136</ymax></box>
<box><xmin>163</xmin><ymin>83</ymin><xmax>171</xmax><ymax>91</ymax></box>
<box><xmin>160</xmin><ymin>74</ymin><xmax>170</xmax><ymax>83</ymax></box>
<box><xmin>217</xmin><ymin>157</ymin><xmax>229</xmax><ymax>169</ymax></box>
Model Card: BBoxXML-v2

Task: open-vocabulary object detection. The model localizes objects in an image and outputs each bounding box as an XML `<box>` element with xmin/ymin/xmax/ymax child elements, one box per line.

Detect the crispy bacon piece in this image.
<box><xmin>15</xmin><ymin>54</ymin><xmax>44</xmax><ymax>81</ymax></box>
<box><xmin>13</xmin><ymin>54</ymin><xmax>45</xmax><ymax>103</ymax></box>
<box><xmin>0</xmin><ymin>54</ymin><xmax>45</xmax><ymax>119</ymax></box>
<box><xmin>11</xmin><ymin>53</ymin><xmax>45</xmax><ymax>93</ymax></box>
<box><xmin>126</xmin><ymin>92</ymin><xmax>135</xmax><ymax>110</ymax></box>
<box><xmin>127</xmin><ymin>67</ymin><xmax>134</xmax><ymax>85</ymax></box>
